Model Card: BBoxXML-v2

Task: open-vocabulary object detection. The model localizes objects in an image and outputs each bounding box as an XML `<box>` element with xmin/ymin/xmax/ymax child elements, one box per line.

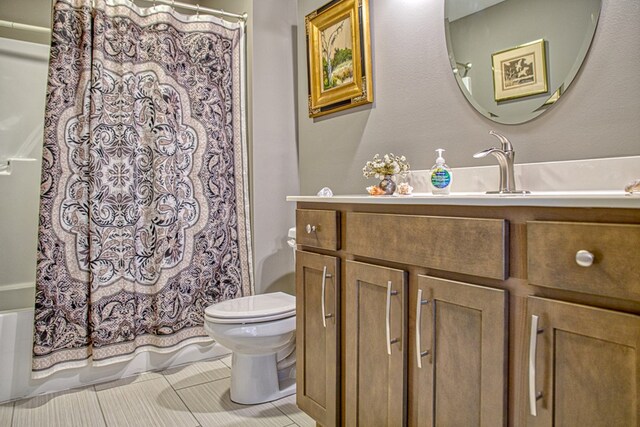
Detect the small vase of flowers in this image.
<box><xmin>362</xmin><ymin>153</ymin><xmax>410</xmax><ymax>195</ymax></box>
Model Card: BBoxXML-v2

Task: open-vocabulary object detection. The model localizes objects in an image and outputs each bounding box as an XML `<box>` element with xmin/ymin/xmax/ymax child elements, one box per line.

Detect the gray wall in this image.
<box><xmin>250</xmin><ymin>0</ymin><xmax>298</xmax><ymax>295</ymax></box>
<box><xmin>203</xmin><ymin>0</ymin><xmax>299</xmax><ymax>296</ymax></box>
<box><xmin>296</xmin><ymin>0</ymin><xmax>640</xmax><ymax>195</ymax></box>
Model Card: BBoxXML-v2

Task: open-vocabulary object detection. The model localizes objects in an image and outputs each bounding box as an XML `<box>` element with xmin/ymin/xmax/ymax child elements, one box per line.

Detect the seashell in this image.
<box><xmin>624</xmin><ymin>179</ymin><xmax>640</xmax><ymax>194</ymax></box>
<box><xmin>397</xmin><ymin>182</ymin><xmax>413</xmax><ymax>195</ymax></box>
<box><xmin>366</xmin><ymin>185</ymin><xmax>385</xmax><ymax>196</ymax></box>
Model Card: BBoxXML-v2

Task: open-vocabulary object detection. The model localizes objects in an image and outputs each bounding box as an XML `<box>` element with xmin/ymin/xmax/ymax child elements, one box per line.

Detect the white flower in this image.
<box><xmin>362</xmin><ymin>152</ymin><xmax>410</xmax><ymax>179</ymax></box>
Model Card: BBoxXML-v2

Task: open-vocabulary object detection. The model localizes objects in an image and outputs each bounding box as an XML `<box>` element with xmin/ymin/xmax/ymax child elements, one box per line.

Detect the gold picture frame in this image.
<box><xmin>492</xmin><ymin>39</ymin><xmax>548</xmax><ymax>102</ymax></box>
<box><xmin>305</xmin><ymin>0</ymin><xmax>373</xmax><ymax>118</ymax></box>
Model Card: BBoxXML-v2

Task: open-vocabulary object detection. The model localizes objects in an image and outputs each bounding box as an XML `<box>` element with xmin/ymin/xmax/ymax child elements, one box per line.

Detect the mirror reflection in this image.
<box><xmin>445</xmin><ymin>0</ymin><xmax>601</xmax><ymax>124</ymax></box>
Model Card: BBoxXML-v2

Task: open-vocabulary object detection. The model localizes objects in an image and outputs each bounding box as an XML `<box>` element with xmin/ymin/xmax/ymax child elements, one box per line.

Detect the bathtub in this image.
<box><xmin>0</xmin><ymin>163</ymin><xmax>227</xmax><ymax>406</ymax></box>
<box><xmin>0</xmin><ymin>284</ymin><xmax>229</xmax><ymax>403</ymax></box>
<box><xmin>0</xmin><ymin>161</ymin><xmax>227</xmax><ymax>403</ymax></box>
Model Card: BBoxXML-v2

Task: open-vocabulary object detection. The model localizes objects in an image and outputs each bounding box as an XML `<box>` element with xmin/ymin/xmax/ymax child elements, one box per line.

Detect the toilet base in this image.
<box><xmin>229</xmin><ymin>352</ymin><xmax>296</xmax><ymax>405</ymax></box>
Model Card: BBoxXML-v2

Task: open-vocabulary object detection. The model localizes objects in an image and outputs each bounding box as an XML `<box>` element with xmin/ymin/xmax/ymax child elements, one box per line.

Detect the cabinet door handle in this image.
<box><xmin>415</xmin><ymin>288</ymin><xmax>430</xmax><ymax>369</ymax></box>
<box><xmin>321</xmin><ymin>266</ymin><xmax>333</xmax><ymax>328</ymax></box>
<box><xmin>305</xmin><ymin>224</ymin><xmax>317</xmax><ymax>234</ymax></box>
<box><xmin>529</xmin><ymin>314</ymin><xmax>544</xmax><ymax>416</ymax></box>
<box><xmin>386</xmin><ymin>281</ymin><xmax>399</xmax><ymax>355</ymax></box>
<box><xmin>575</xmin><ymin>250</ymin><xmax>594</xmax><ymax>267</ymax></box>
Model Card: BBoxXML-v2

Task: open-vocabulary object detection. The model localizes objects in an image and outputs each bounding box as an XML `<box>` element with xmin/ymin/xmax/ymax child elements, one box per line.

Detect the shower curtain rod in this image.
<box><xmin>136</xmin><ymin>0</ymin><xmax>248</xmax><ymax>21</ymax></box>
<box><xmin>1</xmin><ymin>1</ymin><xmax>247</xmax><ymax>35</ymax></box>
<box><xmin>0</xmin><ymin>20</ymin><xmax>51</xmax><ymax>34</ymax></box>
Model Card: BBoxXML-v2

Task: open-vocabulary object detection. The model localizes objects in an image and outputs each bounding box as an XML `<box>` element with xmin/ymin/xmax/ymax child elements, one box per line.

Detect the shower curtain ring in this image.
<box><xmin>171</xmin><ymin>0</ymin><xmax>175</xmax><ymax>12</ymax></box>
<box><xmin>196</xmin><ymin>4</ymin><xmax>200</xmax><ymax>19</ymax></box>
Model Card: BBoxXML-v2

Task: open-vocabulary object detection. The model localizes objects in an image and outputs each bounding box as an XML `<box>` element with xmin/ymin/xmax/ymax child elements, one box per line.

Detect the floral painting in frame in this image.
<box><xmin>306</xmin><ymin>0</ymin><xmax>373</xmax><ymax>118</ymax></box>
<box><xmin>492</xmin><ymin>39</ymin><xmax>548</xmax><ymax>102</ymax></box>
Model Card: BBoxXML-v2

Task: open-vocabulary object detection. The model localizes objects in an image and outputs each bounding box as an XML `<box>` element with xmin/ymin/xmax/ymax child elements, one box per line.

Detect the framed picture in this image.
<box><xmin>305</xmin><ymin>0</ymin><xmax>373</xmax><ymax>118</ymax></box>
<box><xmin>492</xmin><ymin>39</ymin><xmax>548</xmax><ymax>102</ymax></box>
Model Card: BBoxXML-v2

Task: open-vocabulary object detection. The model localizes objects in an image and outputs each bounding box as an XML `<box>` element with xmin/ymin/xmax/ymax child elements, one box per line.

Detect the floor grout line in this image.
<box><xmin>92</xmin><ymin>384</ymin><xmax>110</xmax><ymax>427</ymax></box>
<box><xmin>270</xmin><ymin>399</ymin><xmax>297</xmax><ymax>425</ymax></box>
<box><xmin>9</xmin><ymin>401</ymin><xmax>15</xmax><ymax>427</ymax></box>
<box><xmin>163</xmin><ymin>365</ymin><xmax>202</xmax><ymax>427</ymax></box>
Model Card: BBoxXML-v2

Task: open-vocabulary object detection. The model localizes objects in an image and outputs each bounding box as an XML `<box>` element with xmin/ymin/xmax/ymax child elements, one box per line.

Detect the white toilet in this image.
<box><xmin>204</xmin><ymin>292</ymin><xmax>297</xmax><ymax>404</ymax></box>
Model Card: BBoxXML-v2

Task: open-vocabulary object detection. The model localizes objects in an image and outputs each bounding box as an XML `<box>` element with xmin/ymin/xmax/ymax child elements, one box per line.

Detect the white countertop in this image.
<box><xmin>287</xmin><ymin>191</ymin><xmax>640</xmax><ymax>209</ymax></box>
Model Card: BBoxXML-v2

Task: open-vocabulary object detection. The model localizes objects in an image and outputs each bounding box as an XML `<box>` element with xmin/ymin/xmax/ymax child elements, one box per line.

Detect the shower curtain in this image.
<box><xmin>33</xmin><ymin>0</ymin><xmax>252</xmax><ymax>378</ymax></box>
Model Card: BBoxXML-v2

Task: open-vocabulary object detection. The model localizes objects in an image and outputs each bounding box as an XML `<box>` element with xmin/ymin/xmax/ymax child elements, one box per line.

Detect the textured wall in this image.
<box><xmin>296</xmin><ymin>0</ymin><xmax>640</xmax><ymax>195</ymax></box>
<box><xmin>250</xmin><ymin>0</ymin><xmax>299</xmax><ymax>295</ymax></box>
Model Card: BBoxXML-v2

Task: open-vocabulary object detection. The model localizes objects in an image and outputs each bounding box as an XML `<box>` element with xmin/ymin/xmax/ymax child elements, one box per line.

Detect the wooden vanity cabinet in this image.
<box><xmin>293</xmin><ymin>202</ymin><xmax>640</xmax><ymax>427</ymax></box>
<box><xmin>343</xmin><ymin>212</ymin><xmax>509</xmax><ymax>426</ymax></box>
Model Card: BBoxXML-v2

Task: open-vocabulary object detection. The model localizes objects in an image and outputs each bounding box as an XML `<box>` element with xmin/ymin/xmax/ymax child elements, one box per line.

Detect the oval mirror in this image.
<box><xmin>445</xmin><ymin>0</ymin><xmax>601</xmax><ymax>124</ymax></box>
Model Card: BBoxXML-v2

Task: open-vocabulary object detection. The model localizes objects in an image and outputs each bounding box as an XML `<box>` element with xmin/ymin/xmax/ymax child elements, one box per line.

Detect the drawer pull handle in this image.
<box><xmin>386</xmin><ymin>281</ymin><xmax>399</xmax><ymax>356</ymax></box>
<box><xmin>305</xmin><ymin>224</ymin><xmax>317</xmax><ymax>234</ymax></box>
<box><xmin>529</xmin><ymin>314</ymin><xmax>544</xmax><ymax>416</ymax></box>
<box><xmin>321</xmin><ymin>266</ymin><xmax>333</xmax><ymax>328</ymax></box>
<box><xmin>575</xmin><ymin>250</ymin><xmax>594</xmax><ymax>267</ymax></box>
<box><xmin>415</xmin><ymin>289</ymin><xmax>430</xmax><ymax>369</ymax></box>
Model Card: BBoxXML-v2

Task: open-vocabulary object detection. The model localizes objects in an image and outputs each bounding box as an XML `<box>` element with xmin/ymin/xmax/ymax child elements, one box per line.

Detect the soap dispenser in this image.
<box><xmin>430</xmin><ymin>148</ymin><xmax>452</xmax><ymax>195</ymax></box>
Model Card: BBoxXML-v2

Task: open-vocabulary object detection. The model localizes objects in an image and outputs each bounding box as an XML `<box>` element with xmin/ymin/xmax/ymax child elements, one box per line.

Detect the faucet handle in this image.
<box><xmin>489</xmin><ymin>130</ymin><xmax>513</xmax><ymax>152</ymax></box>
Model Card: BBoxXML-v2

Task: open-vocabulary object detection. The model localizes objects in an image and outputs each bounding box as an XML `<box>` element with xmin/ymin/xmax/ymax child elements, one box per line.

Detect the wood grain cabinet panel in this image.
<box><xmin>346</xmin><ymin>212</ymin><xmax>508</xmax><ymax>279</ymax></box>
<box><xmin>296</xmin><ymin>209</ymin><xmax>340</xmax><ymax>250</ymax></box>
<box><xmin>526</xmin><ymin>296</ymin><xmax>640</xmax><ymax>426</ymax></box>
<box><xmin>292</xmin><ymin>201</ymin><xmax>640</xmax><ymax>427</ymax></box>
<box><xmin>295</xmin><ymin>250</ymin><xmax>340</xmax><ymax>427</ymax></box>
<box><xmin>409</xmin><ymin>276</ymin><xmax>508</xmax><ymax>427</ymax></box>
<box><xmin>345</xmin><ymin>260</ymin><xmax>407</xmax><ymax>427</ymax></box>
<box><xmin>527</xmin><ymin>221</ymin><xmax>640</xmax><ymax>301</ymax></box>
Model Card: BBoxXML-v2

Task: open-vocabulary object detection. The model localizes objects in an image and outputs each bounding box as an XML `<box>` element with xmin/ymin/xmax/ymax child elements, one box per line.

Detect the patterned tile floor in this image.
<box><xmin>0</xmin><ymin>356</ymin><xmax>315</xmax><ymax>427</ymax></box>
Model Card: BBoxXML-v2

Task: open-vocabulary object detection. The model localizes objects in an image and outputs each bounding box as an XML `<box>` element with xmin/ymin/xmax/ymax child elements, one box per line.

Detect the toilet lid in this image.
<box><xmin>205</xmin><ymin>292</ymin><xmax>296</xmax><ymax>324</ymax></box>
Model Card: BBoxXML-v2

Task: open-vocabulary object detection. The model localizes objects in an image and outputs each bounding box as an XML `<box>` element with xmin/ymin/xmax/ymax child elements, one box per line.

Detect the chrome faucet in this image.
<box><xmin>473</xmin><ymin>131</ymin><xmax>529</xmax><ymax>194</ymax></box>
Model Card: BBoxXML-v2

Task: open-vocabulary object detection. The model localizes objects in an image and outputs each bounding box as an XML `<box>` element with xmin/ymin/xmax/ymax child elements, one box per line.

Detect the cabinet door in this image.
<box><xmin>526</xmin><ymin>296</ymin><xmax>640</xmax><ymax>426</ymax></box>
<box><xmin>410</xmin><ymin>275</ymin><xmax>507</xmax><ymax>427</ymax></box>
<box><xmin>345</xmin><ymin>260</ymin><xmax>407</xmax><ymax>427</ymax></box>
<box><xmin>296</xmin><ymin>250</ymin><xmax>340</xmax><ymax>427</ymax></box>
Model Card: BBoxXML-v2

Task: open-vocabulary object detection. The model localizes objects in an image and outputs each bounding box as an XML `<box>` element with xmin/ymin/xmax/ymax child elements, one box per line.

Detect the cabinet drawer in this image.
<box><xmin>346</xmin><ymin>212</ymin><xmax>508</xmax><ymax>280</ymax></box>
<box><xmin>528</xmin><ymin>221</ymin><xmax>640</xmax><ymax>301</ymax></box>
<box><xmin>296</xmin><ymin>209</ymin><xmax>340</xmax><ymax>250</ymax></box>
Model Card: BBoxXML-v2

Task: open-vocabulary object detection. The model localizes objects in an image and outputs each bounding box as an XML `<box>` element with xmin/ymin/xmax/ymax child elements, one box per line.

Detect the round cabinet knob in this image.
<box><xmin>575</xmin><ymin>250</ymin><xmax>594</xmax><ymax>267</ymax></box>
<box><xmin>305</xmin><ymin>224</ymin><xmax>316</xmax><ymax>234</ymax></box>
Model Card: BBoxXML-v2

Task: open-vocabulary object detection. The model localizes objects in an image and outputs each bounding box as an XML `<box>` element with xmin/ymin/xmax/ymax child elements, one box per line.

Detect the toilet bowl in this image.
<box><xmin>204</xmin><ymin>292</ymin><xmax>296</xmax><ymax>404</ymax></box>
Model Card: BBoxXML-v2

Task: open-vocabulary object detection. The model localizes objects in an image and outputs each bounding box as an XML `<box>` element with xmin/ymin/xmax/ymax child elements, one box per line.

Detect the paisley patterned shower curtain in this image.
<box><xmin>33</xmin><ymin>0</ymin><xmax>252</xmax><ymax>378</ymax></box>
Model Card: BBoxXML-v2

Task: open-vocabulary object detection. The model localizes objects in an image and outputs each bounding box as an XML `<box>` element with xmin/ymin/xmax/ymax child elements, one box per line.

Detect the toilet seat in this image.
<box><xmin>205</xmin><ymin>292</ymin><xmax>296</xmax><ymax>324</ymax></box>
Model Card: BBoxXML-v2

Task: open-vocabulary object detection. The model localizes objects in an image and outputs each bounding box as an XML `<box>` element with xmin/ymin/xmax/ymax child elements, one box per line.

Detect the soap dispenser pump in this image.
<box><xmin>430</xmin><ymin>148</ymin><xmax>452</xmax><ymax>195</ymax></box>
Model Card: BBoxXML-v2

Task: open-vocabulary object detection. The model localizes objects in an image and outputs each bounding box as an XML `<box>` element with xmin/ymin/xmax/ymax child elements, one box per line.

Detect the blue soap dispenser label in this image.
<box><xmin>431</xmin><ymin>168</ymin><xmax>451</xmax><ymax>188</ymax></box>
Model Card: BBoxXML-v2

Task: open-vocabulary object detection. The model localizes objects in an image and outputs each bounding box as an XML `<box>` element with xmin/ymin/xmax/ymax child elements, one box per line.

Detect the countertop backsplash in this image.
<box><xmin>408</xmin><ymin>155</ymin><xmax>640</xmax><ymax>193</ymax></box>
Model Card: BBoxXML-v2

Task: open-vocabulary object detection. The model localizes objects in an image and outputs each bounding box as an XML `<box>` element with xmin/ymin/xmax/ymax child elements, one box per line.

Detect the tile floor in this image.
<box><xmin>0</xmin><ymin>356</ymin><xmax>315</xmax><ymax>427</ymax></box>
